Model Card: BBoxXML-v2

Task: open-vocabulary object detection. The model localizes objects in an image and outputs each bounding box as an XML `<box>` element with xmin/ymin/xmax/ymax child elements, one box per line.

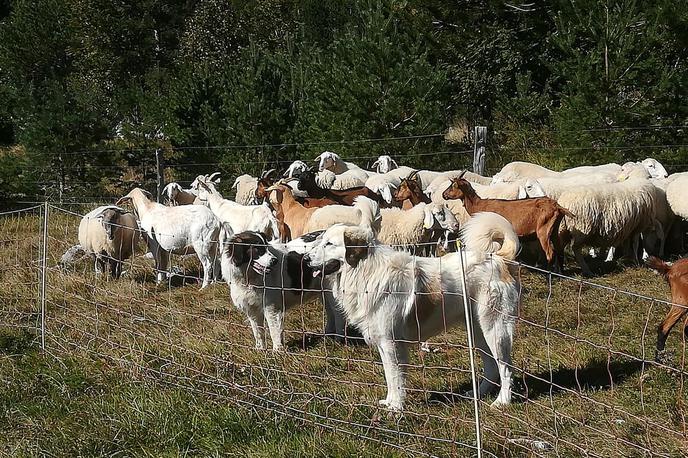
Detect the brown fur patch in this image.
<box><xmin>412</xmin><ymin>267</ymin><xmax>443</xmax><ymax>324</ymax></box>
<box><xmin>343</xmin><ymin>230</ymin><xmax>370</xmax><ymax>268</ymax></box>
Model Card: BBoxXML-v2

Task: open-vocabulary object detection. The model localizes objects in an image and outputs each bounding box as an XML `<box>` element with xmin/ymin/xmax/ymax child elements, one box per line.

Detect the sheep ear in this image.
<box><xmin>343</xmin><ymin>230</ymin><xmax>370</xmax><ymax>268</ymax></box>
<box><xmin>423</xmin><ymin>207</ymin><xmax>435</xmax><ymax>229</ymax></box>
<box><xmin>517</xmin><ymin>186</ymin><xmax>527</xmax><ymax>199</ymax></box>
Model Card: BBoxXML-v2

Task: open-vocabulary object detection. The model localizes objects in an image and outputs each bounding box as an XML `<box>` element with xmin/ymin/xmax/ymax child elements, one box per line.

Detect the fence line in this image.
<box><xmin>2</xmin><ymin>203</ymin><xmax>688</xmax><ymax>455</ymax></box>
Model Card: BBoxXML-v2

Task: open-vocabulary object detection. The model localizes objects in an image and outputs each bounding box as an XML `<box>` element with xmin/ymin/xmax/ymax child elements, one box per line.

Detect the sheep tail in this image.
<box><xmin>646</xmin><ymin>256</ymin><xmax>671</xmax><ymax>280</ymax></box>
<box><xmin>461</xmin><ymin>212</ymin><xmax>520</xmax><ymax>261</ymax></box>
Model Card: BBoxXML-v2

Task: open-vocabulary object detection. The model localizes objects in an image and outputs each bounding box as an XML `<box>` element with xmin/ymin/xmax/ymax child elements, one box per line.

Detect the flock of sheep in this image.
<box><xmin>70</xmin><ymin>151</ymin><xmax>688</xmax><ymax>283</ymax></box>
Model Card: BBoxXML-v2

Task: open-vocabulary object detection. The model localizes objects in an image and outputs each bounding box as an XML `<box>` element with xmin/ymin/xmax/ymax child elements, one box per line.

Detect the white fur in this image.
<box><xmin>162</xmin><ymin>183</ymin><xmax>199</xmax><ymax>206</ymax></box>
<box><xmin>305</xmin><ymin>196</ymin><xmax>381</xmax><ymax>233</ymax></box>
<box><xmin>316</xmin><ymin>151</ymin><xmax>367</xmax><ymax>176</ymax></box>
<box><xmin>117</xmin><ymin>188</ymin><xmax>221</xmax><ymax>288</ymax></box>
<box><xmin>304</xmin><ymin>212</ymin><xmax>520</xmax><ymax>411</ymax></box>
<box><xmin>371</xmin><ymin>155</ymin><xmax>399</xmax><ymax>174</ymax></box>
<box><xmin>378</xmin><ymin>203</ymin><xmax>460</xmax><ymax>249</ymax></box>
<box><xmin>666</xmin><ymin>173</ymin><xmax>688</xmax><ymax>220</ymax></box>
<box><xmin>197</xmin><ymin>181</ymin><xmax>280</xmax><ymax>241</ymax></box>
<box><xmin>231</xmin><ymin>174</ymin><xmax>259</xmax><ymax>205</ymax></box>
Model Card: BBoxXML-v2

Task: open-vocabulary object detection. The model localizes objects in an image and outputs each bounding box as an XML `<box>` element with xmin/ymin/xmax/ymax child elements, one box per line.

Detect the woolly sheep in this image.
<box><xmin>377</xmin><ymin>203</ymin><xmax>460</xmax><ymax>251</ymax></box>
<box><xmin>365</xmin><ymin>171</ymin><xmax>403</xmax><ymax>204</ymax></box>
<box><xmin>116</xmin><ymin>188</ymin><xmax>222</xmax><ymax>289</ymax></box>
<box><xmin>232</xmin><ymin>174</ymin><xmax>259</xmax><ymax>205</ymax></box>
<box><xmin>666</xmin><ymin>173</ymin><xmax>688</xmax><ymax>220</ymax></box>
<box><xmin>330</xmin><ymin>169</ymin><xmax>368</xmax><ymax>189</ymax></box>
<box><xmin>371</xmin><ymin>155</ymin><xmax>399</xmax><ymax>173</ymax></box>
<box><xmin>304</xmin><ymin>196</ymin><xmax>382</xmax><ymax>234</ymax></box>
<box><xmin>315</xmin><ymin>151</ymin><xmax>369</xmax><ymax>177</ymax></box>
<box><xmin>524</xmin><ymin>178</ymin><xmax>658</xmax><ymax>276</ymax></box>
<box><xmin>196</xmin><ymin>180</ymin><xmax>281</xmax><ymax>241</ymax></box>
<box><xmin>78</xmin><ymin>205</ymin><xmax>140</xmax><ymax>278</ymax></box>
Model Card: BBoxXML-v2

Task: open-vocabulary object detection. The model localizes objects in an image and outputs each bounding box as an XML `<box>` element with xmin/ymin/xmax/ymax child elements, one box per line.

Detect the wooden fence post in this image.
<box><xmin>156</xmin><ymin>148</ymin><xmax>164</xmax><ymax>203</ymax></box>
<box><xmin>473</xmin><ymin>126</ymin><xmax>487</xmax><ymax>175</ymax></box>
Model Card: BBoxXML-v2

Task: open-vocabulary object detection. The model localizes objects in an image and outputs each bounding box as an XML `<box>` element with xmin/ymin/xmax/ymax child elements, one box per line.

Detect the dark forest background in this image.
<box><xmin>0</xmin><ymin>0</ymin><xmax>686</xmax><ymax>201</ymax></box>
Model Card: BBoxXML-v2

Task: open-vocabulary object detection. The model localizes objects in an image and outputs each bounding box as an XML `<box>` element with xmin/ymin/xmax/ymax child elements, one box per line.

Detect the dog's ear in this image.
<box><xmin>226</xmin><ymin>235</ymin><xmax>247</xmax><ymax>266</ymax></box>
<box><xmin>343</xmin><ymin>229</ymin><xmax>370</xmax><ymax>268</ymax></box>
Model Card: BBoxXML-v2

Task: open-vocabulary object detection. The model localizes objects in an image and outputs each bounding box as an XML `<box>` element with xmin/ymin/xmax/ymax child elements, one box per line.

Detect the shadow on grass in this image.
<box><xmin>286</xmin><ymin>330</ymin><xmax>367</xmax><ymax>351</ymax></box>
<box><xmin>428</xmin><ymin>358</ymin><xmax>644</xmax><ymax>406</ymax></box>
<box><xmin>0</xmin><ymin>328</ymin><xmax>37</xmax><ymax>355</ymax></box>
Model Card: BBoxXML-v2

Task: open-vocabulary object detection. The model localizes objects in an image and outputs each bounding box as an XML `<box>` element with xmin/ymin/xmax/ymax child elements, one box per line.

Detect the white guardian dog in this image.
<box><xmin>303</xmin><ymin>212</ymin><xmax>521</xmax><ymax>411</ymax></box>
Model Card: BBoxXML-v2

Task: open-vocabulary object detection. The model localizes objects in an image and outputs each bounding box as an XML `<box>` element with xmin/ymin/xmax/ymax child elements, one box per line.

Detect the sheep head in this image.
<box><xmin>641</xmin><ymin>158</ymin><xmax>668</xmax><ymax>179</ymax></box>
<box><xmin>98</xmin><ymin>208</ymin><xmax>123</xmax><ymax>241</ymax></box>
<box><xmin>284</xmin><ymin>160</ymin><xmax>308</xmax><ymax>177</ymax></box>
<box><xmin>371</xmin><ymin>155</ymin><xmax>399</xmax><ymax>174</ymax></box>
<box><xmin>315</xmin><ymin>151</ymin><xmax>339</xmax><ymax>172</ymax></box>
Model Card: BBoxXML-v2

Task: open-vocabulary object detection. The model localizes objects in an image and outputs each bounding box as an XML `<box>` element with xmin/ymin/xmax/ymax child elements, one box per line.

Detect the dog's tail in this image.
<box><xmin>646</xmin><ymin>256</ymin><xmax>671</xmax><ymax>280</ymax></box>
<box><xmin>461</xmin><ymin>212</ymin><xmax>520</xmax><ymax>261</ymax></box>
<box><xmin>353</xmin><ymin>196</ymin><xmax>382</xmax><ymax>235</ymax></box>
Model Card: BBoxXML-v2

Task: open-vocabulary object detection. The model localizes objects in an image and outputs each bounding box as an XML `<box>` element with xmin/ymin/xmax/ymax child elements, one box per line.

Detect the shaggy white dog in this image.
<box><xmin>303</xmin><ymin>212</ymin><xmax>521</xmax><ymax>411</ymax></box>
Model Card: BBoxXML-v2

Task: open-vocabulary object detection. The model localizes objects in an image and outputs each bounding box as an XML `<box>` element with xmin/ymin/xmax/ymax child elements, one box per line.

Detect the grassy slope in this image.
<box><xmin>1</xmin><ymin>209</ymin><xmax>687</xmax><ymax>457</ymax></box>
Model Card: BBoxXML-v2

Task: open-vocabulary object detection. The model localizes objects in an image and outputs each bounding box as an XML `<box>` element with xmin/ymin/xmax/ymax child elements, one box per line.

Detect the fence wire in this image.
<box><xmin>2</xmin><ymin>203</ymin><xmax>688</xmax><ymax>456</ymax></box>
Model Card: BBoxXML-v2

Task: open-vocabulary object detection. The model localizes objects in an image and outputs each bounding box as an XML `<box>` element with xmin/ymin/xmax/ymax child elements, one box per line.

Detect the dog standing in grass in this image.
<box><xmin>304</xmin><ymin>212</ymin><xmax>521</xmax><ymax>411</ymax></box>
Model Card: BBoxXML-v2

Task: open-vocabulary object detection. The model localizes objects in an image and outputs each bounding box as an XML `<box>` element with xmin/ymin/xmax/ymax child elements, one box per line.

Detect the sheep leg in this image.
<box><xmin>573</xmin><ymin>241</ymin><xmax>594</xmax><ymax>277</ymax></box>
<box><xmin>109</xmin><ymin>258</ymin><xmax>122</xmax><ymax>279</ymax></box>
<box><xmin>656</xmin><ymin>304</ymin><xmax>688</xmax><ymax>353</ymax></box>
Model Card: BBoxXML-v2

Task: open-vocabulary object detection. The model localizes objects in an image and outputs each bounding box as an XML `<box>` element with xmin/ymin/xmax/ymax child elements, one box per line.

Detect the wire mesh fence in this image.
<box><xmin>2</xmin><ymin>199</ymin><xmax>688</xmax><ymax>456</ymax></box>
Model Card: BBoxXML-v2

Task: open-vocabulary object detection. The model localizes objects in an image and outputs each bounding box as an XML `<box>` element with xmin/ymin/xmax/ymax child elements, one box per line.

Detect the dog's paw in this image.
<box><xmin>378</xmin><ymin>399</ymin><xmax>389</xmax><ymax>407</ymax></box>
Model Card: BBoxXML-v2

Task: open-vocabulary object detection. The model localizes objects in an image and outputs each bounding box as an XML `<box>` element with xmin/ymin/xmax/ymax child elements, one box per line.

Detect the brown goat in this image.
<box><xmin>393</xmin><ymin>171</ymin><xmax>430</xmax><ymax>208</ymax></box>
<box><xmin>442</xmin><ymin>173</ymin><xmax>573</xmax><ymax>272</ymax></box>
<box><xmin>646</xmin><ymin>256</ymin><xmax>688</xmax><ymax>360</ymax></box>
<box><xmin>265</xmin><ymin>183</ymin><xmax>320</xmax><ymax>242</ymax></box>
<box><xmin>254</xmin><ymin>169</ymin><xmax>278</xmax><ymax>203</ymax></box>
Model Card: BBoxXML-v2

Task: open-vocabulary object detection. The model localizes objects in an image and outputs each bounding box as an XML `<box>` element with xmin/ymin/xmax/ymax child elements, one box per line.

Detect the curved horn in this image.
<box><xmin>263</xmin><ymin>168</ymin><xmax>277</xmax><ymax>179</ymax></box>
<box><xmin>458</xmin><ymin>170</ymin><xmax>467</xmax><ymax>179</ymax></box>
<box><xmin>207</xmin><ymin>172</ymin><xmax>221</xmax><ymax>182</ymax></box>
<box><xmin>407</xmin><ymin>170</ymin><xmax>419</xmax><ymax>181</ymax></box>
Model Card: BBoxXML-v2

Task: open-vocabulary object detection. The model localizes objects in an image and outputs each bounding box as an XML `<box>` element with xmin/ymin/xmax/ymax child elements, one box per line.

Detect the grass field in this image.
<box><xmin>2</xmin><ymin>206</ymin><xmax>688</xmax><ymax>457</ymax></box>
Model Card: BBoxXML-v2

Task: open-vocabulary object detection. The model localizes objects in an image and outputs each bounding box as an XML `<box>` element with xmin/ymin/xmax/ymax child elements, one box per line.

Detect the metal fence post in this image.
<box><xmin>40</xmin><ymin>201</ymin><xmax>49</xmax><ymax>350</ymax></box>
<box><xmin>156</xmin><ymin>148</ymin><xmax>165</xmax><ymax>203</ymax></box>
<box><xmin>458</xmin><ymin>242</ymin><xmax>483</xmax><ymax>457</ymax></box>
<box><xmin>473</xmin><ymin>126</ymin><xmax>487</xmax><ymax>176</ymax></box>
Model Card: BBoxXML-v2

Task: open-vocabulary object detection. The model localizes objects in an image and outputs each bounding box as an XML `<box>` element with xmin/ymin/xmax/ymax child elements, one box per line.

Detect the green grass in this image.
<box><xmin>1</xmin><ymin>209</ymin><xmax>688</xmax><ymax>457</ymax></box>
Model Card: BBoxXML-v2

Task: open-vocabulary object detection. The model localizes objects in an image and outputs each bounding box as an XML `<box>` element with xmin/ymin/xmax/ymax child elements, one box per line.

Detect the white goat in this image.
<box><xmin>196</xmin><ymin>180</ymin><xmax>281</xmax><ymax>241</ymax></box>
<box><xmin>162</xmin><ymin>183</ymin><xmax>199</xmax><ymax>206</ymax></box>
<box><xmin>116</xmin><ymin>188</ymin><xmax>222</xmax><ymax>288</ymax></box>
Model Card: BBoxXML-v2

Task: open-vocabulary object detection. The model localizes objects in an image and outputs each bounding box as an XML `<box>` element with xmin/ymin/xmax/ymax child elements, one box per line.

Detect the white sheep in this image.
<box><xmin>304</xmin><ymin>196</ymin><xmax>382</xmax><ymax>234</ymax></box>
<box><xmin>315</xmin><ymin>151</ymin><xmax>370</xmax><ymax>176</ymax></box>
<box><xmin>377</xmin><ymin>202</ymin><xmax>460</xmax><ymax>252</ymax></box>
<box><xmin>231</xmin><ymin>174</ymin><xmax>259</xmax><ymax>205</ymax></box>
<box><xmin>371</xmin><ymin>155</ymin><xmax>399</xmax><ymax>173</ymax></box>
<box><xmin>330</xmin><ymin>168</ymin><xmax>368</xmax><ymax>189</ymax></box>
<box><xmin>365</xmin><ymin>171</ymin><xmax>403</xmax><ymax>204</ymax></box>
<box><xmin>523</xmin><ymin>178</ymin><xmax>658</xmax><ymax>276</ymax></box>
<box><xmin>78</xmin><ymin>205</ymin><xmax>140</xmax><ymax>278</ymax></box>
<box><xmin>196</xmin><ymin>180</ymin><xmax>281</xmax><ymax>241</ymax></box>
<box><xmin>491</xmin><ymin>162</ymin><xmax>560</xmax><ymax>183</ymax></box>
<box><xmin>666</xmin><ymin>173</ymin><xmax>688</xmax><ymax>220</ymax></box>
<box><xmin>116</xmin><ymin>188</ymin><xmax>222</xmax><ymax>289</ymax></box>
